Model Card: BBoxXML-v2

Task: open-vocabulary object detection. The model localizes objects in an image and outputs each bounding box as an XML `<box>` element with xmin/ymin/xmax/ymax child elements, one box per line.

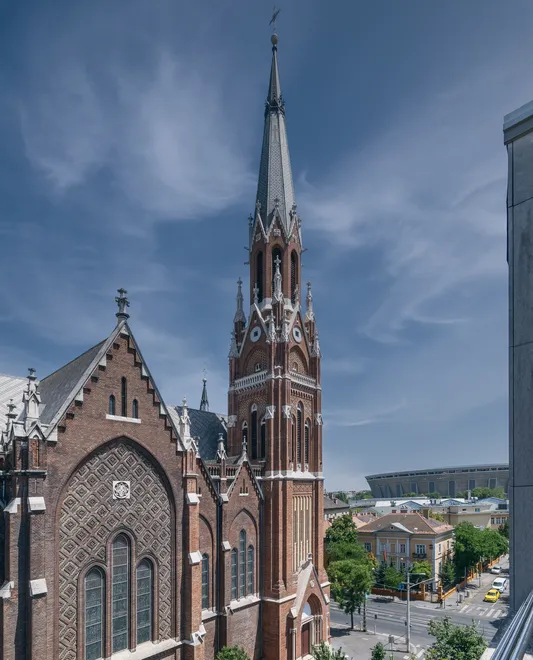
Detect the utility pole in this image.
<box><xmin>406</xmin><ymin>569</ymin><xmax>411</xmax><ymax>654</ymax></box>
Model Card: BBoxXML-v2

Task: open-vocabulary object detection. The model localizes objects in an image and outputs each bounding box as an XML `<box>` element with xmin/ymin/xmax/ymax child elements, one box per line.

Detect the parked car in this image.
<box><xmin>490</xmin><ymin>566</ymin><xmax>502</xmax><ymax>575</ymax></box>
<box><xmin>492</xmin><ymin>578</ymin><xmax>507</xmax><ymax>593</ymax></box>
<box><xmin>484</xmin><ymin>589</ymin><xmax>501</xmax><ymax>603</ymax></box>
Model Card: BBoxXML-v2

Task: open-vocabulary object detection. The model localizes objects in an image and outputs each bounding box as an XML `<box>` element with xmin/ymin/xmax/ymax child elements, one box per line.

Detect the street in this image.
<box><xmin>330</xmin><ymin>559</ymin><xmax>510</xmax><ymax>658</ymax></box>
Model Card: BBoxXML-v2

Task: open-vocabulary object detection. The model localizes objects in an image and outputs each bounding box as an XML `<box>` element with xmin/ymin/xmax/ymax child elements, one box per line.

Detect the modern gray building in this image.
<box><xmin>505</xmin><ymin>100</ymin><xmax>533</xmax><ymax>614</ymax></box>
<box><xmin>365</xmin><ymin>464</ymin><xmax>509</xmax><ymax>499</ymax></box>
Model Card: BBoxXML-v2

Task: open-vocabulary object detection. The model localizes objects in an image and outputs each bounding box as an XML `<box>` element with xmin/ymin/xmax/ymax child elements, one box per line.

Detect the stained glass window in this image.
<box><xmin>247</xmin><ymin>546</ymin><xmax>254</xmax><ymax>595</ymax></box>
<box><xmin>239</xmin><ymin>530</ymin><xmax>246</xmax><ymax>598</ymax></box>
<box><xmin>85</xmin><ymin>568</ymin><xmax>104</xmax><ymax>660</ymax></box>
<box><xmin>112</xmin><ymin>535</ymin><xmax>129</xmax><ymax>652</ymax></box>
<box><xmin>201</xmin><ymin>554</ymin><xmax>209</xmax><ymax>609</ymax></box>
<box><xmin>136</xmin><ymin>560</ymin><xmax>152</xmax><ymax>644</ymax></box>
<box><xmin>231</xmin><ymin>549</ymin><xmax>238</xmax><ymax>600</ymax></box>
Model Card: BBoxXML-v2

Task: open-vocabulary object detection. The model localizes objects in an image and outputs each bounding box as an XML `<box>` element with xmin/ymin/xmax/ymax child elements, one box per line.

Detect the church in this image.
<box><xmin>0</xmin><ymin>29</ymin><xmax>329</xmax><ymax>660</ymax></box>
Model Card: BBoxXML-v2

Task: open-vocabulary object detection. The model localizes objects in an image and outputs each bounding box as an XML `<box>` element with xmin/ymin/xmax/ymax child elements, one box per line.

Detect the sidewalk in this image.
<box><xmin>330</xmin><ymin>623</ymin><xmax>418</xmax><ymax>659</ymax></box>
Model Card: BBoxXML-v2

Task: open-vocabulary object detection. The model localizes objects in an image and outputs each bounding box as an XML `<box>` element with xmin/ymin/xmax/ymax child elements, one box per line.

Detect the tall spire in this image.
<box><xmin>200</xmin><ymin>376</ymin><xmax>209</xmax><ymax>412</ymax></box>
<box><xmin>255</xmin><ymin>31</ymin><xmax>296</xmax><ymax>235</ymax></box>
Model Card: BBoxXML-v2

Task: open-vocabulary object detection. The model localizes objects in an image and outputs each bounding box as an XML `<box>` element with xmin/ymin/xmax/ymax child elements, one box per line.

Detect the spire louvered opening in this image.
<box><xmin>256</xmin><ymin>251</ymin><xmax>263</xmax><ymax>302</ymax></box>
<box><xmin>297</xmin><ymin>405</ymin><xmax>302</xmax><ymax>465</ymax></box>
<box><xmin>251</xmin><ymin>409</ymin><xmax>258</xmax><ymax>460</ymax></box>
<box><xmin>291</xmin><ymin>251</ymin><xmax>298</xmax><ymax>304</ymax></box>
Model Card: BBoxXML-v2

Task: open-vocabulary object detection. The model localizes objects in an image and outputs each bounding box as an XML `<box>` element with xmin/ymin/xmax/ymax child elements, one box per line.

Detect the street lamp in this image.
<box><xmin>400</xmin><ymin>559</ymin><xmax>434</xmax><ymax>654</ymax></box>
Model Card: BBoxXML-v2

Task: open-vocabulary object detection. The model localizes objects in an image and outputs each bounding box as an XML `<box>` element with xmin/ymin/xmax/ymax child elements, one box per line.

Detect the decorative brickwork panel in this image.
<box><xmin>244</xmin><ymin>348</ymin><xmax>267</xmax><ymax>376</ymax></box>
<box><xmin>289</xmin><ymin>348</ymin><xmax>308</xmax><ymax>375</ymax></box>
<box><xmin>238</xmin><ymin>393</ymin><xmax>267</xmax><ymax>421</ymax></box>
<box><xmin>58</xmin><ymin>440</ymin><xmax>173</xmax><ymax>660</ymax></box>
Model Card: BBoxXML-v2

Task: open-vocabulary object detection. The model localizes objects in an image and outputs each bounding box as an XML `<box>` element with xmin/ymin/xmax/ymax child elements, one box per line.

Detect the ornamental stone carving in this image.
<box><xmin>315</xmin><ymin>413</ymin><xmax>323</xmax><ymax>426</ymax></box>
<box><xmin>227</xmin><ymin>415</ymin><xmax>238</xmax><ymax>428</ymax></box>
<box><xmin>58</xmin><ymin>440</ymin><xmax>173</xmax><ymax>660</ymax></box>
<box><xmin>282</xmin><ymin>405</ymin><xmax>292</xmax><ymax>419</ymax></box>
<box><xmin>264</xmin><ymin>405</ymin><xmax>276</xmax><ymax>420</ymax></box>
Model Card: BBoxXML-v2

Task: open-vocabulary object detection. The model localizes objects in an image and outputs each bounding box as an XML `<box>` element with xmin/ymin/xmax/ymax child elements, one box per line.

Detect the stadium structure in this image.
<box><xmin>365</xmin><ymin>464</ymin><xmax>509</xmax><ymax>498</ymax></box>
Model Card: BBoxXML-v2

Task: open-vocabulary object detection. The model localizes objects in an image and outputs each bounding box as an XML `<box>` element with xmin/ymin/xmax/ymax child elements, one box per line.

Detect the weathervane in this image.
<box><xmin>269</xmin><ymin>6</ymin><xmax>281</xmax><ymax>33</ymax></box>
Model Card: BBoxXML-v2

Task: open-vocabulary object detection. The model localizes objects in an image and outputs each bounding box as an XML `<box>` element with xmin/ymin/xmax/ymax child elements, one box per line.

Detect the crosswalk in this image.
<box><xmin>457</xmin><ymin>604</ymin><xmax>507</xmax><ymax>619</ymax></box>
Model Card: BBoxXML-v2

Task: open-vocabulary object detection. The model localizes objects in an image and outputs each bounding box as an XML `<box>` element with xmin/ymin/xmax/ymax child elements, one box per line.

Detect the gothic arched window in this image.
<box><xmin>121</xmin><ymin>377</ymin><xmax>127</xmax><ymax>417</ymax></box>
<box><xmin>304</xmin><ymin>420</ymin><xmax>310</xmax><ymax>466</ymax></box>
<box><xmin>231</xmin><ymin>549</ymin><xmax>238</xmax><ymax>600</ymax></box>
<box><xmin>132</xmin><ymin>399</ymin><xmax>139</xmax><ymax>419</ymax></box>
<box><xmin>85</xmin><ymin>567</ymin><xmax>105</xmax><ymax>660</ymax></box>
<box><xmin>136</xmin><ymin>559</ymin><xmax>153</xmax><ymax>644</ymax></box>
<box><xmin>112</xmin><ymin>535</ymin><xmax>129</xmax><ymax>653</ymax></box>
<box><xmin>247</xmin><ymin>545</ymin><xmax>255</xmax><ymax>594</ymax></box>
<box><xmin>260</xmin><ymin>418</ymin><xmax>266</xmax><ymax>459</ymax></box>
<box><xmin>291</xmin><ymin>251</ymin><xmax>298</xmax><ymax>304</ymax></box>
<box><xmin>291</xmin><ymin>415</ymin><xmax>296</xmax><ymax>465</ymax></box>
<box><xmin>251</xmin><ymin>408</ymin><xmax>258</xmax><ymax>460</ymax></box>
<box><xmin>256</xmin><ymin>251</ymin><xmax>263</xmax><ymax>303</ymax></box>
<box><xmin>242</xmin><ymin>422</ymin><xmax>248</xmax><ymax>449</ymax></box>
<box><xmin>201</xmin><ymin>554</ymin><xmax>209</xmax><ymax>610</ymax></box>
<box><xmin>239</xmin><ymin>530</ymin><xmax>246</xmax><ymax>598</ymax></box>
<box><xmin>297</xmin><ymin>406</ymin><xmax>302</xmax><ymax>466</ymax></box>
<box><xmin>109</xmin><ymin>395</ymin><xmax>116</xmax><ymax>416</ymax></box>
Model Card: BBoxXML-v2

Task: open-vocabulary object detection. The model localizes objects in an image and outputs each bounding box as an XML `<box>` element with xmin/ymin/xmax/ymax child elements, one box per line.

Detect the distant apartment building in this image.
<box><xmin>357</xmin><ymin>512</ymin><xmax>454</xmax><ymax>587</ymax></box>
<box><xmin>323</xmin><ymin>495</ymin><xmax>351</xmax><ymax>520</ymax></box>
<box><xmin>365</xmin><ymin>464</ymin><xmax>509</xmax><ymax>498</ymax></box>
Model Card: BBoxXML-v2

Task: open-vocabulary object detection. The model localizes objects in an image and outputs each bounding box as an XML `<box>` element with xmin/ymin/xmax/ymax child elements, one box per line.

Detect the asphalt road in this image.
<box><xmin>330</xmin><ymin>560</ymin><xmax>510</xmax><ymax>657</ymax></box>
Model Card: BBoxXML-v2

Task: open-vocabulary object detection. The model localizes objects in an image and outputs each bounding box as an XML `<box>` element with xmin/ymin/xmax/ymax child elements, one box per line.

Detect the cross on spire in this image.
<box><xmin>269</xmin><ymin>6</ymin><xmax>281</xmax><ymax>34</ymax></box>
<box><xmin>115</xmin><ymin>288</ymin><xmax>130</xmax><ymax>322</ymax></box>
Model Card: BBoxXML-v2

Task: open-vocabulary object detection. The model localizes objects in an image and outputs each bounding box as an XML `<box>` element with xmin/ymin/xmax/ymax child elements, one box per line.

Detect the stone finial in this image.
<box><xmin>200</xmin><ymin>374</ymin><xmax>209</xmax><ymax>412</ymax></box>
<box><xmin>179</xmin><ymin>398</ymin><xmax>192</xmax><ymax>444</ymax></box>
<box><xmin>253</xmin><ymin>283</ymin><xmax>259</xmax><ymax>305</ymax></box>
<box><xmin>273</xmin><ymin>256</ymin><xmax>283</xmax><ymax>303</ymax></box>
<box><xmin>229</xmin><ymin>331</ymin><xmax>239</xmax><ymax>358</ymax></box>
<box><xmin>23</xmin><ymin>368</ymin><xmax>41</xmax><ymax>426</ymax></box>
<box><xmin>115</xmin><ymin>288</ymin><xmax>130</xmax><ymax>323</ymax></box>
<box><xmin>216</xmin><ymin>433</ymin><xmax>227</xmax><ymax>462</ymax></box>
<box><xmin>234</xmin><ymin>278</ymin><xmax>246</xmax><ymax>325</ymax></box>
<box><xmin>305</xmin><ymin>281</ymin><xmax>315</xmax><ymax>321</ymax></box>
<box><xmin>312</xmin><ymin>329</ymin><xmax>321</xmax><ymax>357</ymax></box>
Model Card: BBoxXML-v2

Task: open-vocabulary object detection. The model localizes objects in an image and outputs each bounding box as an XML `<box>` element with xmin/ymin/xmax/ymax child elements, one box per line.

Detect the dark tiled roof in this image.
<box><xmin>324</xmin><ymin>495</ymin><xmax>350</xmax><ymax>510</ymax></box>
<box><xmin>39</xmin><ymin>341</ymin><xmax>106</xmax><ymax>425</ymax></box>
<box><xmin>175</xmin><ymin>406</ymin><xmax>227</xmax><ymax>460</ymax></box>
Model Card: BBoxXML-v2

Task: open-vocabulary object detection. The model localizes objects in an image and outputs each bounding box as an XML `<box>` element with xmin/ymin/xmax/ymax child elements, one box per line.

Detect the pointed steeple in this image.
<box><xmin>234</xmin><ymin>278</ymin><xmax>246</xmax><ymax>325</ymax></box>
<box><xmin>200</xmin><ymin>376</ymin><xmax>209</xmax><ymax>412</ymax></box>
<box><xmin>255</xmin><ymin>32</ymin><xmax>296</xmax><ymax>236</ymax></box>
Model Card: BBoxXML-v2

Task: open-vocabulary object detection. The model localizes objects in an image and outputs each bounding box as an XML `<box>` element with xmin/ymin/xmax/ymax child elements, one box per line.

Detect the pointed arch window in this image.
<box><xmin>251</xmin><ymin>407</ymin><xmax>258</xmax><ymax>460</ymax></box>
<box><xmin>291</xmin><ymin>251</ymin><xmax>298</xmax><ymax>304</ymax></box>
<box><xmin>304</xmin><ymin>420</ymin><xmax>310</xmax><ymax>466</ymax></box>
<box><xmin>109</xmin><ymin>395</ymin><xmax>116</xmax><ymax>416</ymax></box>
<box><xmin>291</xmin><ymin>416</ymin><xmax>296</xmax><ymax>465</ymax></box>
<box><xmin>201</xmin><ymin>554</ymin><xmax>209</xmax><ymax>610</ymax></box>
<box><xmin>132</xmin><ymin>399</ymin><xmax>139</xmax><ymax>419</ymax></box>
<box><xmin>136</xmin><ymin>559</ymin><xmax>153</xmax><ymax>644</ymax></box>
<box><xmin>112</xmin><ymin>535</ymin><xmax>129</xmax><ymax>653</ymax></box>
<box><xmin>247</xmin><ymin>545</ymin><xmax>254</xmax><ymax>595</ymax></box>
<box><xmin>239</xmin><ymin>530</ymin><xmax>246</xmax><ymax>598</ymax></box>
<box><xmin>85</xmin><ymin>567</ymin><xmax>105</xmax><ymax>660</ymax></box>
<box><xmin>242</xmin><ymin>422</ymin><xmax>248</xmax><ymax>449</ymax></box>
<box><xmin>272</xmin><ymin>247</ymin><xmax>283</xmax><ymax>293</ymax></box>
<box><xmin>231</xmin><ymin>549</ymin><xmax>238</xmax><ymax>600</ymax></box>
<box><xmin>260</xmin><ymin>418</ymin><xmax>266</xmax><ymax>459</ymax></box>
<box><xmin>121</xmin><ymin>377</ymin><xmax>127</xmax><ymax>417</ymax></box>
<box><xmin>256</xmin><ymin>251</ymin><xmax>263</xmax><ymax>303</ymax></box>
<box><xmin>297</xmin><ymin>405</ymin><xmax>302</xmax><ymax>466</ymax></box>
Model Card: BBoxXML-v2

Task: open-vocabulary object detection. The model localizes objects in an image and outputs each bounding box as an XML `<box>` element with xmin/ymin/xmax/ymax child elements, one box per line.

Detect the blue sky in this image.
<box><xmin>0</xmin><ymin>0</ymin><xmax>529</xmax><ymax>489</ymax></box>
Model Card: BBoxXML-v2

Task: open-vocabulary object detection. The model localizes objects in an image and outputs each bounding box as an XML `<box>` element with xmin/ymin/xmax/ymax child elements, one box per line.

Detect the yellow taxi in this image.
<box><xmin>484</xmin><ymin>588</ymin><xmax>501</xmax><ymax>603</ymax></box>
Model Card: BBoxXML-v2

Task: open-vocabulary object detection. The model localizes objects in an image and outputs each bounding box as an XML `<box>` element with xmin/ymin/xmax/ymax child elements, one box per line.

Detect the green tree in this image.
<box><xmin>328</xmin><ymin>559</ymin><xmax>374</xmax><ymax>630</ymax></box>
<box><xmin>216</xmin><ymin>646</ymin><xmax>250</xmax><ymax>660</ymax></box>
<box><xmin>311</xmin><ymin>642</ymin><xmax>348</xmax><ymax>659</ymax></box>
<box><xmin>425</xmin><ymin>617</ymin><xmax>487</xmax><ymax>660</ymax></box>
<box><xmin>480</xmin><ymin>527</ymin><xmax>508</xmax><ymax>564</ymax></box>
<box><xmin>325</xmin><ymin>515</ymin><xmax>370</xmax><ymax>566</ymax></box>
<box><xmin>426</xmin><ymin>492</ymin><xmax>442</xmax><ymax>499</ymax></box>
<box><xmin>404</xmin><ymin>492</ymin><xmax>418</xmax><ymax>497</ymax></box>
<box><xmin>453</xmin><ymin>522</ymin><xmax>483</xmax><ymax>575</ymax></box>
<box><xmin>439</xmin><ymin>559</ymin><xmax>456</xmax><ymax>590</ymax></box>
<box><xmin>333</xmin><ymin>491</ymin><xmax>350</xmax><ymax>504</ymax></box>
<box><xmin>499</xmin><ymin>519</ymin><xmax>509</xmax><ymax>539</ymax></box>
<box><xmin>370</xmin><ymin>642</ymin><xmax>386</xmax><ymax>660</ymax></box>
<box><xmin>427</xmin><ymin>510</ymin><xmax>446</xmax><ymax>522</ymax></box>
<box><xmin>383</xmin><ymin>566</ymin><xmax>404</xmax><ymax>593</ymax></box>
<box><xmin>410</xmin><ymin>560</ymin><xmax>432</xmax><ymax>584</ymax></box>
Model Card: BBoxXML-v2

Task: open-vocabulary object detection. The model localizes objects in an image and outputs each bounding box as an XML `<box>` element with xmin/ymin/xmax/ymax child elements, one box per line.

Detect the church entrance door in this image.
<box><xmin>301</xmin><ymin>621</ymin><xmax>311</xmax><ymax>657</ymax></box>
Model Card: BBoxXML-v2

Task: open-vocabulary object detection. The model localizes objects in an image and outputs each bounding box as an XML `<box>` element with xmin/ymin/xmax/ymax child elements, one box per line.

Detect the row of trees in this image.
<box><xmin>453</xmin><ymin>521</ymin><xmax>508</xmax><ymax>580</ymax></box>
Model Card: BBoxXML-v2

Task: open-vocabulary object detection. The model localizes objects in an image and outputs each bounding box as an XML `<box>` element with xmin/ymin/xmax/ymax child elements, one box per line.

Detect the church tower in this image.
<box><xmin>227</xmin><ymin>30</ymin><xmax>329</xmax><ymax>660</ymax></box>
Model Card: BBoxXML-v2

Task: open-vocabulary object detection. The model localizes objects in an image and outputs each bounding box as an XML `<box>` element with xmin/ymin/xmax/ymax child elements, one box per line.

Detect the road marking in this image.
<box><xmin>416</xmin><ymin>651</ymin><xmax>425</xmax><ymax>659</ymax></box>
<box><xmin>459</xmin><ymin>605</ymin><xmax>469</xmax><ymax>613</ymax></box>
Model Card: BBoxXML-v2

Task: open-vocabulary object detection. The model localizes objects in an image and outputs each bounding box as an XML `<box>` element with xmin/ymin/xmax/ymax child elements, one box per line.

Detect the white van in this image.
<box><xmin>492</xmin><ymin>577</ymin><xmax>507</xmax><ymax>593</ymax></box>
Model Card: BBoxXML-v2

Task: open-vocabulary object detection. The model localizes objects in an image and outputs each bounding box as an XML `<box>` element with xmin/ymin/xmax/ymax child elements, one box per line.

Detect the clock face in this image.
<box><xmin>293</xmin><ymin>326</ymin><xmax>302</xmax><ymax>343</ymax></box>
<box><xmin>250</xmin><ymin>326</ymin><xmax>262</xmax><ymax>343</ymax></box>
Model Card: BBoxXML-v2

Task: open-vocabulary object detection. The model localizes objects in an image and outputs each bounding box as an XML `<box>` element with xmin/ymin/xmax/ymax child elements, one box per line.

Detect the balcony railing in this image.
<box><xmin>412</xmin><ymin>552</ymin><xmax>427</xmax><ymax>559</ymax></box>
<box><xmin>484</xmin><ymin>589</ymin><xmax>533</xmax><ymax>660</ymax></box>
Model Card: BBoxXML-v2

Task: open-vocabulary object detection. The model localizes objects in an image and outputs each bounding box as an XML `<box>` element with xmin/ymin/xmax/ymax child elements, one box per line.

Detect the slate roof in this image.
<box><xmin>174</xmin><ymin>406</ymin><xmax>227</xmax><ymax>460</ymax></box>
<box><xmin>357</xmin><ymin>512</ymin><xmax>454</xmax><ymax>536</ymax></box>
<box><xmin>38</xmin><ymin>341</ymin><xmax>105</xmax><ymax>425</ymax></box>
<box><xmin>324</xmin><ymin>495</ymin><xmax>350</xmax><ymax>511</ymax></box>
<box><xmin>0</xmin><ymin>374</ymin><xmax>27</xmax><ymax>430</ymax></box>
